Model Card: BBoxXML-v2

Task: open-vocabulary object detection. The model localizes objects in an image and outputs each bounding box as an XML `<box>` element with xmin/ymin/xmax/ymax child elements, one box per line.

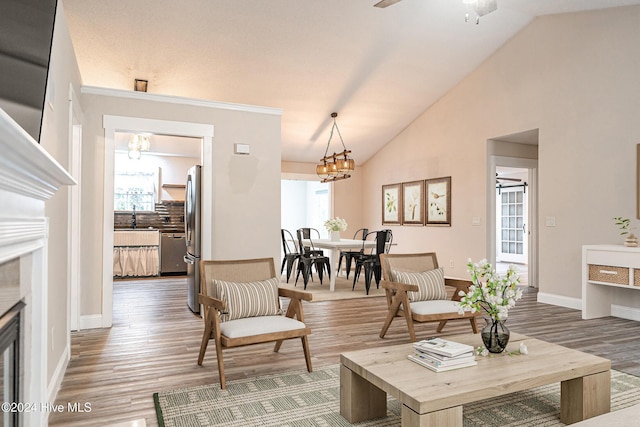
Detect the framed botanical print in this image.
<box><xmin>425</xmin><ymin>176</ymin><xmax>451</xmax><ymax>226</ymax></box>
<box><xmin>382</xmin><ymin>183</ymin><xmax>402</xmax><ymax>225</ymax></box>
<box><xmin>402</xmin><ymin>180</ymin><xmax>424</xmax><ymax>225</ymax></box>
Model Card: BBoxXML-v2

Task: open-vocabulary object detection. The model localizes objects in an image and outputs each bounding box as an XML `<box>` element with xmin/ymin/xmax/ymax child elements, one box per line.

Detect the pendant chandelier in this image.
<box><xmin>315</xmin><ymin>112</ymin><xmax>355</xmax><ymax>183</ymax></box>
<box><xmin>127</xmin><ymin>133</ymin><xmax>151</xmax><ymax>160</ymax></box>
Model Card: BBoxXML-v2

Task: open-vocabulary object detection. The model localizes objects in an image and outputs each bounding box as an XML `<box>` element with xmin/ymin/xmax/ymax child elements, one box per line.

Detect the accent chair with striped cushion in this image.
<box><xmin>379</xmin><ymin>253</ymin><xmax>481</xmax><ymax>342</ymax></box>
<box><xmin>197</xmin><ymin>258</ymin><xmax>313</xmax><ymax>389</ymax></box>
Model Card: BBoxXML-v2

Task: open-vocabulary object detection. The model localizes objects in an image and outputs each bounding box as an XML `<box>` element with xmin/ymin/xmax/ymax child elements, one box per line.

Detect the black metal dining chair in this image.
<box><xmin>280</xmin><ymin>229</ymin><xmax>300</xmax><ymax>283</ymax></box>
<box><xmin>352</xmin><ymin>229</ymin><xmax>393</xmax><ymax>294</ymax></box>
<box><xmin>295</xmin><ymin>228</ymin><xmax>331</xmax><ymax>289</ymax></box>
<box><xmin>337</xmin><ymin>228</ymin><xmax>368</xmax><ymax>279</ymax></box>
<box><xmin>298</xmin><ymin>228</ymin><xmax>324</xmax><ymax>257</ymax></box>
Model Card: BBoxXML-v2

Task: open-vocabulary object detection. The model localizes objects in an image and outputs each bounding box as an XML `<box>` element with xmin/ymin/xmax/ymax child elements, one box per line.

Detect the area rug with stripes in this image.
<box><xmin>153</xmin><ymin>364</ymin><xmax>640</xmax><ymax>427</ymax></box>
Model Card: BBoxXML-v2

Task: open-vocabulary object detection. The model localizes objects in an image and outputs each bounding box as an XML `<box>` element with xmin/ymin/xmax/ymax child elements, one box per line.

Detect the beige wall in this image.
<box><xmin>80</xmin><ymin>94</ymin><xmax>282</xmax><ymax>316</ymax></box>
<box><xmin>359</xmin><ymin>6</ymin><xmax>640</xmax><ymax>310</ymax></box>
<box><xmin>39</xmin><ymin>4</ymin><xmax>83</xmax><ymax>386</ymax></box>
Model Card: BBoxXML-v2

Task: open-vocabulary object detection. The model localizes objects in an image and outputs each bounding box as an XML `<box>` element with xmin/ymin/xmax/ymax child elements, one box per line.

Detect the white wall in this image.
<box><xmin>38</xmin><ymin>1</ymin><xmax>83</xmax><ymax>401</ymax></box>
<box><xmin>357</xmin><ymin>6</ymin><xmax>640</xmax><ymax>313</ymax></box>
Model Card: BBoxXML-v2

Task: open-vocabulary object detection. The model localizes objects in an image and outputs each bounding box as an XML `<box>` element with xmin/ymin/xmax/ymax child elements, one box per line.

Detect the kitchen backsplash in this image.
<box><xmin>114</xmin><ymin>201</ymin><xmax>185</xmax><ymax>231</ymax></box>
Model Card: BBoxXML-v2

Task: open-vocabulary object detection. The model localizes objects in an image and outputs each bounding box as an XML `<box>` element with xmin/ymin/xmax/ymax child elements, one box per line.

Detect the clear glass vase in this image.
<box><xmin>481</xmin><ymin>317</ymin><xmax>510</xmax><ymax>353</ymax></box>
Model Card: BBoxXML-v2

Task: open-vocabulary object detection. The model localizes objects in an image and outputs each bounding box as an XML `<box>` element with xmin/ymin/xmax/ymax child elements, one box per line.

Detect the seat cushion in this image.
<box><xmin>392</xmin><ymin>268</ymin><xmax>447</xmax><ymax>301</ymax></box>
<box><xmin>410</xmin><ymin>299</ymin><xmax>461</xmax><ymax>316</ymax></box>
<box><xmin>220</xmin><ymin>315</ymin><xmax>306</xmax><ymax>339</ymax></box>
<box><xmin>214</xmin><ymin>277</ymin><xmax>281</xmax><ymax>321</ymax></box>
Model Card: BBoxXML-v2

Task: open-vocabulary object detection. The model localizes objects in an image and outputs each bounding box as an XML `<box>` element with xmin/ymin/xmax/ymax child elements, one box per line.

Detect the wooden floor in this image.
<box><xmin>49</xmin><ymin>276</ymin><xmax>640</xmax><ymax>426</ymax></box>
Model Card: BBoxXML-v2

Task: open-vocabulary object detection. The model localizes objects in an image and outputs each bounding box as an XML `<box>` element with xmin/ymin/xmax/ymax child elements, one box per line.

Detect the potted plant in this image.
<box><xmin>458</xmin><ymin>259</ymin><xmax>522</xmax><ymax>353</ymax></box>
<box><xmin>613</xmin><ymin>217</ymin><xmax>638</xmax><ymax>247</ymax></box>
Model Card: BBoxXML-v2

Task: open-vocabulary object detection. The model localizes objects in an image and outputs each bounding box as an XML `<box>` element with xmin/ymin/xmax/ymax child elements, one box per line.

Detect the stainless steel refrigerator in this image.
<box><xmin>184</xmin><ymin>165</ymin><xmax>202</xmax><ymax>313</ymax></box>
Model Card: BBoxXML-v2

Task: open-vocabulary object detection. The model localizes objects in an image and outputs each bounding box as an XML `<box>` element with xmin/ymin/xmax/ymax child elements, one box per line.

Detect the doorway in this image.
<box><xmin>496</xmin><ymin>166</ymin><xmax>528</xmax><ymax>265</ymax></box>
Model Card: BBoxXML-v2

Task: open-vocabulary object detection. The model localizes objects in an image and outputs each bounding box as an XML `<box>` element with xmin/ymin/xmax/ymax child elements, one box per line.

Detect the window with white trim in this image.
<box><xmin>114</xmin><ymin>170</ymin><xmax>157</xmax><ymax>211</ymax></box>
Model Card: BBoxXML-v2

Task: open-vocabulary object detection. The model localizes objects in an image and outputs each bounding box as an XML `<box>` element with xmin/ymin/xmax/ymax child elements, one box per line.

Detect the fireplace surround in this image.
<box><xmin>0</xmin><ymin>108</ymin><xmax>74</xmax><ymax>426</ymax></box>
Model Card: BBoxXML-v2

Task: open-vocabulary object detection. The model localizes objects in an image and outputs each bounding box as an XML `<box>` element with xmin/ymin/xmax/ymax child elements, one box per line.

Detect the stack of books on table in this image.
<box><xmin>408</xmin><ymin>337</ymin><xmax>477</xmax><ymax>372</ymax></box>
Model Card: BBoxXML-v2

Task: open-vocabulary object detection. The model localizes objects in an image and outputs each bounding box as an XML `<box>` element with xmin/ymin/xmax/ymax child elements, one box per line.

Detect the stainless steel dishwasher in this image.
<box><xmin>160</xmin><ymin>232</ymin><xmax>187</xmax><ymax>274</ymax></box>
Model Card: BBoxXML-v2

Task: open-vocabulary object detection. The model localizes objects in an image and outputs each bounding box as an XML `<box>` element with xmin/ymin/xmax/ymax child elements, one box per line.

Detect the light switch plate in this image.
<box><xmin>234</xmin><ymin>143</ymin><xmax>250</xmax><ymax>155</ymax></box>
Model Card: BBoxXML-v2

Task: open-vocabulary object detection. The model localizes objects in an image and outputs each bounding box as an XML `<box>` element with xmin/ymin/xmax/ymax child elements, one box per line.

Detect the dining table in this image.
<box><xmin>301</xmin><ymin>238</ymin><xmax>390</xmax><ymax>291</ymax></box>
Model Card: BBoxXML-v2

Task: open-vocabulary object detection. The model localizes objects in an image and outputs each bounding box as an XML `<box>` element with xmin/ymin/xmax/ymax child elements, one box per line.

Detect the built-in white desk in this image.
<box><xmin>582</xmin><ymin>244</ymin><xmax>640</xmax><ymax>319</ymax></box>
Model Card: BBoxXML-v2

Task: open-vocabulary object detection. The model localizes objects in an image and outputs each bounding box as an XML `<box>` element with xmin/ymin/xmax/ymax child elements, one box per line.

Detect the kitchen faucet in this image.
<box><xmin>131</xmin><ymin>205</ymin><xmax>137</xmax><ymax>229</ymax></box>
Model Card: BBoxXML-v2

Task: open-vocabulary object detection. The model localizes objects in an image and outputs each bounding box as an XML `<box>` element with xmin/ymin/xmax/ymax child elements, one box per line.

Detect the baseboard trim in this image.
<box><xmin>537</xmin><ymin>292</ymin><xmax>640</xmax><ymax>321</ymax></box>
<box><xmin>611</xmin><ymin>304</ymin><xmax>640</xmax><ymax>322</ymax></box>
<box><xmin>536</xmin><ymin>292</ymin><xmax>581</xmax><ymax>310</ymax></box>
<box><xmin>47</xmin><ymin>345</ymin><xmax>69</xmax><ymax>407</ymax></box>
<box><xmin>80</xmin><ymin>314</ymin><xmax>104</xmax><ymax>330</ymax></box>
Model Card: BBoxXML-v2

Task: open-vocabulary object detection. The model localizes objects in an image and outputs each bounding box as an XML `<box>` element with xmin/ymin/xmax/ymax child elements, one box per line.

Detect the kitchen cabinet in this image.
<box><xmin>113</xmin><ymin>230</ymin><xmax>160</xmax><ymax>277</ymax></box>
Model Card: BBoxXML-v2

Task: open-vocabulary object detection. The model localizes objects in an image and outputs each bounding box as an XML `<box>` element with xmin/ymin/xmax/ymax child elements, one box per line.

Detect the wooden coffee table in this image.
<box><xmin>340</xmin><ymin>333</ymin><xmax>611</xmax><ymax>427</ymax></box>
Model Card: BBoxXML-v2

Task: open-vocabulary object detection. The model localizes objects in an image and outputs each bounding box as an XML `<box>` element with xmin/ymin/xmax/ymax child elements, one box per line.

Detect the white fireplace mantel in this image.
<box><xmin>0</xmin><ymin>107</ymin><xmax>74</xmax><ymax>426</ymax></box>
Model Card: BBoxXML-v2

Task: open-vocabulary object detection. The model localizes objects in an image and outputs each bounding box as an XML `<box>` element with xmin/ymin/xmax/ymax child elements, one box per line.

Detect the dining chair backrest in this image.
<box><xmin>299</xmin><ymin>228</ymin><xmax>320</xmax><ymax>240</ymax></box>
<box><xmin>353</xmin><ymin>228</ymin><xmax>368</xmax><ymax>241</ymax></box>
<box><xmin>281</xmin><ymin>229</ymin><xmax>298</xmax><ymax>255</ymax></box>
<box><xmin>375</xmin><ymin>230</ymin><xmax>393</xmax><ymax>256</ymax></box>
<box><xmin>298</xmin><ymin>228</ymin><xmax>321</xmax><ymax>254</ymax></box>
<box><xmin>380</xmin><ymin>229</ymin><xmax>393</xmax><ymax>254</ymax></box>
<box><xmin>360</xmin><ymin>230</ymin><xmax>377</xmax><ymax>255</ymax></box>
<box><xmin>297</xmin><ymin>228</ymin><xmax>317</xmax><ymax>256</ymax></box>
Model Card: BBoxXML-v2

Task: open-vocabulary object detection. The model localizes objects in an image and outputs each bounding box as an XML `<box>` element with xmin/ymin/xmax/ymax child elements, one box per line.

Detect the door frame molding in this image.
<box><xmin>100</xmin><ymin>115</ymin><xmax>213</xmax><ymax>328</ymax></box>
<box><xmin>487</xmin><ymin>155</ymin><xmax>538</xmax><ymax>287</ymax></box>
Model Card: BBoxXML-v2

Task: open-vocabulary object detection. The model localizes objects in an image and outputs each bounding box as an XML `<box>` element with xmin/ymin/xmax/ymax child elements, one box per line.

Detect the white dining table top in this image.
<box><xmin>301</xmin><ymin>238</ymin><xmax>394</xmax><ymax>250</ymax></box>
<box><xmin>301</xmin><ymin>238</ymin><xmax>373</xmax><ymax>249</ymax></box>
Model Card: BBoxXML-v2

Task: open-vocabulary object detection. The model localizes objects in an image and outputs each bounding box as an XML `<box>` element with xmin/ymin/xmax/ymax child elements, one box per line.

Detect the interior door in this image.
<box><xmin>496</xmin><ymin>186</ymin><xmax>528</xmax><ymax>264</ymax></box>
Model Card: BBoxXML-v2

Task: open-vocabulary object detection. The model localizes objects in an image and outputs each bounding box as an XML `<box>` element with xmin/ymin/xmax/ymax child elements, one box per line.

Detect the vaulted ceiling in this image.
<box><xmin>61</xmin><ymin>0</ymin><xmax>640</xmax><ymax>165</ymax></box>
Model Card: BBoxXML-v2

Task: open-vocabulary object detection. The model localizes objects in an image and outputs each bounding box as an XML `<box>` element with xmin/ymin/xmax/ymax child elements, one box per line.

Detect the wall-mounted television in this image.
<box><xmin>0</xmin><ymin>0</ymin><xmax>58</xmax><ymax>142</ymax></box>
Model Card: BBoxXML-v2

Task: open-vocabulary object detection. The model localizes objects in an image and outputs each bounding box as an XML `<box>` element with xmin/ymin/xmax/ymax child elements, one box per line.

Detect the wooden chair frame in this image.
<box><xmin>379</xmin><ymin>253</ymin><xmax>480</xmax><ymax>342</ymax></box>
<box><xmin>197</xmin><ymin>257</ymin><xmax>313</xmax><ymax>389</ymax></box>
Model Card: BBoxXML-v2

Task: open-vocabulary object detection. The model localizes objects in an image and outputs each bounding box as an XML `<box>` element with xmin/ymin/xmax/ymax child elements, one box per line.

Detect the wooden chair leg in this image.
<box><xmin>301</xmin><ymin>335</ymin><xmax>312</xmax><ymax>372</ymax></box>
<box><xmin>470</xmin><ymin>317</ymin><xmax>478</xmax><ymax>333</ymax></box>
<box><xmin>402</xmin><ymin>297</ymin><xmax>417</xmax><ymax>342</ymax></box>
<box><xmin>436</xmin><ymin>320</ymin><xmax>448</xmax><ymax>333</ymax></box>
<box><xmin>215</xmin><ymin>337</ymin><xmax>226</xmax><ymax>389</ymax></box>
<box><xmin>197</xmin><ymin>321</ymin><xmax>212</xmax><ymax>365</ymax></box>
<box><xmin>380</xmin><ymin>295</ymin><xmax>403</xmax><ymax>338</ymax></box>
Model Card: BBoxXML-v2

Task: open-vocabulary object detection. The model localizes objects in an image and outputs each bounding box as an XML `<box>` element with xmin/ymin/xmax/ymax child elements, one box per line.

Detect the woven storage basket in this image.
<box><xmin>633</xmin><ymin>270</ymin><xmax>640</xmax><ymax>287</ymax></box>
<box><xmin>588</xmin><ymin>264</ymin><xmax>629</xmax><ymax>285</ymax></box>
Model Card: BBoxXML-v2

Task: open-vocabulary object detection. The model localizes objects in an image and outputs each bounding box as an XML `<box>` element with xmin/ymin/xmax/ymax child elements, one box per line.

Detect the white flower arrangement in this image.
<box><xmin>324</xmin><ymin>217</ymin><xmax>348</xmax><ymax>232</ymax></box>
<box><xmin>457</xmin><ymin>258</ymin><xmax>523</xmax><ymax>320</ymax></box>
